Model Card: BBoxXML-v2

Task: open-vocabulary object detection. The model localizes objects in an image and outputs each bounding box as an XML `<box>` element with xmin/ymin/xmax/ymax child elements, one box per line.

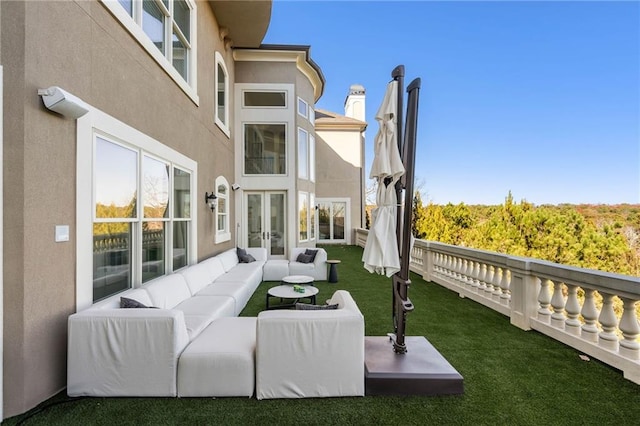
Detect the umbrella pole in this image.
<box><xmin>390</xmin><ymin>70</ymin><xmax>421</xmax><ymax>354</ymax></box>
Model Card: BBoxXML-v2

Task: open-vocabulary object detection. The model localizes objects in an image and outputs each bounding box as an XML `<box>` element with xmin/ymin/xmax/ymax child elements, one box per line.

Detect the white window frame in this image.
<box><xmin>309</xmin><ymin>106</ymin><xmax>315</xmax><ymax>125</ymax></box>
<box><xmin>309</xmin><ymin>133</ymin><xmax>315</xmax><ymax>182</ymax></box>
<box><xmin>100</xmin><ymin>0</ymin><xmax>199</xmax><ymax>104</ymax></box>
<box><xmin>214</xmin><ymin>175</ymin><xmax>231</xmax><ymax>243</ymax></box>
<box><xmin>297</xmin><ymin>97</ymin><xmax>308</xmax><ymax>119</ymax></box>
<box><xmin>297</xmin><ymin>127</ymin><xmax>308</xmax><ymax>180</ymax></box>
<box><xmin>310</xmin><ymin>193</ymin><xmax>316</xmax><ymax>241</ymax></box>
<box><xmin>316</xmin><ymin>198</ymin><xmax>351</xmax><ymax>244</ymax></box>
<box><xmin>242</xmin><ymin>90</ymin><xmax>288</xmax><ymax>109</ymax></box>
<box><xmin>243</xmin><ymin>122</ymin><xmax>288</xmax><ymax>176</ymax></box>
<box><xmin>77</xmin><ymin>105</ymin><xmax>198</xmax><ymax>311</ymax></box>
<box><xmin>298</xmin><ymin>192</ymin><xmax>309</xmax><ymax>242</ymax></box>
<box><xmin>214</xmin><ymin>51</ymin><xmax>230</xmax><ymax>137</ymax></box>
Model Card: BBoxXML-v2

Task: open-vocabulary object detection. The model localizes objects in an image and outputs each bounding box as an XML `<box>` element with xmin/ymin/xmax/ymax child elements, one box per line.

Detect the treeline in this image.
<box><xmin>410</xmin><ymin>192</ymin><xmax>640</xmax><ymax>276</ymax></box>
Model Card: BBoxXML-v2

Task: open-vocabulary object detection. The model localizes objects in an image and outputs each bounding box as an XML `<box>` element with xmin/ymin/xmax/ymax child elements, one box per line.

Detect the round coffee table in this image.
<box><xmin>281</xmin><ymin>275</ymin><xmax>314</xmax><ymax>285</ymax></box>
<box><xmin>266</xmin><ymin>283</ymin><xmax>319</xmax><ymax>310</ymax></box>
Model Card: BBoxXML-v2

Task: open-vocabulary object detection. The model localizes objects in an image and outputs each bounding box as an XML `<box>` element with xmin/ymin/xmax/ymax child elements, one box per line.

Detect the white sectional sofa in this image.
<box><xmin>67</xmin><ymin>247</ymin><xmax>363</xmax><ymax>399</ymax></box>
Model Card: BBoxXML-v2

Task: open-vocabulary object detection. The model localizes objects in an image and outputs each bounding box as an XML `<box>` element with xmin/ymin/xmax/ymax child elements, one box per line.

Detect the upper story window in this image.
<box><xmin>298</xmin><ymin>97</ymin><xmax>308</xmax><ymax>119</ymax></box>
<box><xmin>243</xmin><ymin>91</ymin><xmax>287</xmax><ymax>108</ymax></box>
<box><xmin>102</xmin><ymin>0</ymin><xmax>198</xmax><ymax>103</ymax></box>
<box><xmin>215</xmin><ymin>52</ymin><xmax>230</xmax><ymax>137</ymax></box>
<box><xmin>309</xmin><ymin>107</ymin><xmax>315</xmax><ymax>125</ymax></box>
<box><xmin>244</xmin><ymin>123</ymin><xmax>287</xmax><ymax>175</ymax></box>
<box><xmin>215</xmin><ymin>176</ymin><xmax>231</xmax><ymax>243</ymax></box>
<box><xmin>298</xmin><ymin>128</ymin><xmax>308</xmax><ymax>179</ymax></box>
<box><xmin>309</xmin><ymin>134</ymin><xmax>316</xmax><ymax>182</ymax></box>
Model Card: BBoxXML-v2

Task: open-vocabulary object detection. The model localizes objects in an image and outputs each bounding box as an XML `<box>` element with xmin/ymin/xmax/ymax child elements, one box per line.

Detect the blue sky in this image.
<box><xmin>263</xmin><ymin>0</ymin><xmax>640</xmax><ymax>206</ymax></box>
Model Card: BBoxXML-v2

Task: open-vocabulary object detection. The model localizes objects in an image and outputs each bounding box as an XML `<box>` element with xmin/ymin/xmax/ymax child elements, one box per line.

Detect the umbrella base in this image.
<box><xmin>364</xmin><ymin>336</ymin><xmax>464</xmax><ymax>396</ymax></box>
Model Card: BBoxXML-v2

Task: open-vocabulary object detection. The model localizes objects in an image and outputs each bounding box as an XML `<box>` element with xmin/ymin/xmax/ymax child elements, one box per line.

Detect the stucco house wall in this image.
<box><xmin>1</xmin><ymin>0</ymin><xmax>238</xmax><ymax>417</ymax></box>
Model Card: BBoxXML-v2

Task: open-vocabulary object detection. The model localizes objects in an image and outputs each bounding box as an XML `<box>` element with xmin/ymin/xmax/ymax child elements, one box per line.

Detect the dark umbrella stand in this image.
<box><xmin>364</xmin><ymin>65</ymin><xmax>464</xmax><ymax>396</ymax></box>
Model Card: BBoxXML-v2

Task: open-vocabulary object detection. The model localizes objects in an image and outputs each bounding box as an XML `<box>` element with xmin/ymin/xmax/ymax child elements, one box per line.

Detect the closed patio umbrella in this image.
<box><xmin>362</xmin><ymin>80</ymin><xmax>405</xmax><ymax>277</ymax></box>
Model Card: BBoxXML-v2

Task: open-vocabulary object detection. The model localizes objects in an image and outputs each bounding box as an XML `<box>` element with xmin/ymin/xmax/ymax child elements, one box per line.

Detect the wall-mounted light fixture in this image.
<box><xmin>231</xmin><ymin>183</ymin><xmax>241</xmax><ymax>191</ymax></box>
<box><xmin>38</xmin><ymin>86</ymin><xmax>89</xmax><ymax>119</ymax></box>
<box><xmin>205</xmin><ymin>192</ymin><xmax>218</xmax><ymax>211</ymax></box>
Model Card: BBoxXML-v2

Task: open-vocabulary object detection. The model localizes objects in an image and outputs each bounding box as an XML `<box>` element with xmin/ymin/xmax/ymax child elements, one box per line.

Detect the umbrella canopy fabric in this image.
<box><xmin>363</xmin><ymin>80</ymin><xmax>405</xmax><ymax>277</ymax></box>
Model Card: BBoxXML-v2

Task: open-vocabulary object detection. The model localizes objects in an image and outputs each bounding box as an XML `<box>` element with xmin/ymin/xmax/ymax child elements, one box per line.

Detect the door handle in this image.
<box><xmin>266</xmin><ymin>232</ymin><xmax>270</xmax><ymax>239</ymax></box>
<box><xmin>262</xmin><ymin>232</ymin><xmax>265</xmax><ymax>240</ymax></box>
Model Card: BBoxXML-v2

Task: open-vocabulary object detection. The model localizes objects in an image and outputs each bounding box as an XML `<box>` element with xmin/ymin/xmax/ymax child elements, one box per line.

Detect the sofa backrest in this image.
<box><xmin>178</xmin><ymin>263</ymin><xmax>214</xmax><ymax>295</ymax></box>
<box><xmin>200</xmin><ymin>256</ymin><xmax>226</xmax><ymax>281</ymax></box>
<box><xmin>246</xmin><ymin>247</ymin><xmax>267</xmax><ymax>262</ymax></box>
<box><xmin>328</xmin><ymin>290</ymin><xmax>363</xmax><ymax>316</ymax></box>
<box><xmin>90</xmin><ymin>288</ymin><xmax>154</xmax><ymax>310</ymax></box>
<box><xmin>218</xmin><ymin>248</ymin><xmax>239</xmax><ymax>272</ymax></box>
<box><xmin>144</xmin><ymin>274</ymin><xmax>192</xmax><ymax>309</ymax></box>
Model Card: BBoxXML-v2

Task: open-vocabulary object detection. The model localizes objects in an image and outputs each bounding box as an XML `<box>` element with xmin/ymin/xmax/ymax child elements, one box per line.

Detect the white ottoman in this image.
<box><xmin>263</xmin><ymin>259</ymin><xmax>290</xmax><ymax>281</ymax></box>
<box><xmin>177</xmin><ymin>317</ymin><xmax>257</xmax><ymax>397</ymax></box>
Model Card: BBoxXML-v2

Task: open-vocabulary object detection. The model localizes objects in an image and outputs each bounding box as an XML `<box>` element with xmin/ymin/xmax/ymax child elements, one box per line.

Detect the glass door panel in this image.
<box><xmin>246</xmin><ymin>193</ymin><xmax>263</xmax><ymax>248</ymax></box>
<box><xmin>269</xmin><ymin>193</ymin><xmax>285</xmax><ymax>256</ymax></box>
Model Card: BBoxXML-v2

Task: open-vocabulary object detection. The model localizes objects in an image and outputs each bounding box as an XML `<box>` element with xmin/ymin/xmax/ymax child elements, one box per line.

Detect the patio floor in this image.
<box><xmin>6</xmin><ymin>245</ymin><xmax>640</xmax><ymax>425</ymax></box>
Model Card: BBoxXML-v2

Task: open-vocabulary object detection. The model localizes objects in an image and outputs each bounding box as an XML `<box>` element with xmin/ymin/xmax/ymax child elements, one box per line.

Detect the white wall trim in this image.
<box><xmin>0</xmin><ymin>64</ymin><xmax>5</xmax><ymax>421</ymax></box>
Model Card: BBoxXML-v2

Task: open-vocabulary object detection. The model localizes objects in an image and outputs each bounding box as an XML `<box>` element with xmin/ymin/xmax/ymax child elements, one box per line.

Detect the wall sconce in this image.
<box><xmin>205</xmin><ymin>192</ymin><xmax>218</xmax><ymax>212</ymax></box>
<box><xmin>231</xmin><ymin>183</ymin><xmax>241</xmax><ymax>191</ymax></box>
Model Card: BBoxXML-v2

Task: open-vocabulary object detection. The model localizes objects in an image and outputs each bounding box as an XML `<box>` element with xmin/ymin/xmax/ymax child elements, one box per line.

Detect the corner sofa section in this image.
<box><xmin>67</xmin><ymin>247</ymin><xmax>265</xmax><ymax>397</ymax></box>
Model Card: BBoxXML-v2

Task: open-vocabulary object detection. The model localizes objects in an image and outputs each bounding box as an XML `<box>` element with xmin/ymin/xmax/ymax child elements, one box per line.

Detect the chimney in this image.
<box><xmin>344</xmin><ymin>84</ymin><xmax>365</xmax><ymax>121</ymax></box>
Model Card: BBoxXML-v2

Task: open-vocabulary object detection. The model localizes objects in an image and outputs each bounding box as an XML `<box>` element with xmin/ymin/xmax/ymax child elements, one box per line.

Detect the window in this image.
<box><xmin>92</xmin><ymin>136</ymin><xmax>193</xmax><ymax>301</ymax></box>
<box><xmin>309</xmin><ymin>107</ymin><xmax>315</xmax><ymax>125</ymax></box>
<box><xmin>215</xmin><ymin>52</ymin><xmax>230</xmax><ymax>136</ymax></box>
<box><xmin>102</xmin><ymin>0</ymin><xmax>198</xmax><ymax>102</ymax></box>
<box><xmin>309</xmin><ymin>134</ymin><xmax>315</xmax><ymax>182</ymax></box>
<box><xmin>243</xmin><ymin>91</ymin><xmax>286</xmax><ymax>107</ymax></box>
<box><xmin>297</xmin><ymin>97</ymin><xmax>308</xmax><ymax>119</ymax></box>
<box><xmin>318</xmin><ymin>199</ymin><xmax>349</xmax><ymax>243</ymax></box>
<box><xmin>78</xmin><ymin>107</ymin><xmax>197</xmax><ymax>310</ymax></box>
<box><xmin>310</xmin><ymin>193</ymin><xmax>316</xmax><ymax>240</ymax></box>
<box><xmin>299</xmin><ymin>192</ymin><xmax>309</xmax><ymax>241</ymax></box>
<box><xmin>244</xmin><ymin>123</ymin><xmax>286</xmax><ymax>175</ymax></box>
<box><xmin>215</xmin><ymin>176</ymin><xmax>231</xmax><ymax>243</ymax></box>
<box><xmin>298</xmin><ymin>128</ymin><xmax>308</xmax><ymax>179</ymax></box>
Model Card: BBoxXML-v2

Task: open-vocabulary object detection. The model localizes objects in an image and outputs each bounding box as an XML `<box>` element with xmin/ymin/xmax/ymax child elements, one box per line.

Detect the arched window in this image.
<box><xmin>214</xmin><ymin>51</ymin><xmax>230</xmax><ymax>137</ymax></box>
<box><xmin>215</xmin><ymin>176</ymin><xmax>231</xmax><ymax>243</ymax></box>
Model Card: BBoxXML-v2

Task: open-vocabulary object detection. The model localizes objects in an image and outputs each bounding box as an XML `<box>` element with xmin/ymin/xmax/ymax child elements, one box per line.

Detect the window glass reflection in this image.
<box><xmin>93</xmin><ymin>223</ymin><xmax>132</xmax><ymax>302</ymax></box>
<box><xmin>95</xmin><ymin>137</ymin><xmax>137</xmax><ymax>219</ymax></box>
<box><xmin>143</xmin><ymin>156</ymin><xmax>169</xmax><ymax>219</ymax></box>
<box><xmin>142</xmin><ymin>221</ymin><xmax>166</xmax><ymax>282</ymax></box>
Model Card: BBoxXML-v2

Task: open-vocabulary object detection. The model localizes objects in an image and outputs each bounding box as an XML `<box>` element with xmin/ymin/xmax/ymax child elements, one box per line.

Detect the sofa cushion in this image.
<box><xmin>173</xmin><ymin>295</ymin><xmax>235</xmax><ymax>339</ymax></box>
<box><xmin>178</xmin><ymin>263</ymin><xmax>214</xmax><ymax>295</ymax></box>
<box><xmin>296</xmin><ymin>253</ymin><xmax>314</xmax><ymax>264</ymax></box>
<box><xmin>200</xmin><ymin>257</ymin><xmax>226</xmax><ymax>282</ymax></box>
<box><xmin>218</xmin><ymin>248</ymin><xmax>239</xmax><ymax>272</ymax></box>
<box><xmin>239</xmin><ymin>253</ymin><xmax>256</xmax><ymax>263</ymax></box>
<box><xmin>305</xmin><ymin>249</ymin><xmax>319</xmax><ymax>262</ymax></box>
<box><xmin>120</xmin><ymin>297</ymin><xmax>155</xmax><ymax>309</ymax></box>
<box><xmin>197</xmin><ymin>282</ymin><xmax>255</xmax><ymax>316</ymax></box>
<box><xmin>295</xmin><ymin>303</ymin><xmax>339</xmax><ymax>310</ymax></box>
<box><xmin>144</xmin><ymin>274</ymin><xmax>192</xmax><ymax>309</ymax></box>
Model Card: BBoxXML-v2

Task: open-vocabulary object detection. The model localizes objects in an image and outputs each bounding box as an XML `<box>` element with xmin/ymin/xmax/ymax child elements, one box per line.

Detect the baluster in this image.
<box><xmin>492</xmin><ymin>267</ymin><xmax>503</xmax><ymax>301</ymax></box>
<box><xmin>459</xmin><ymin>258</ymin><xmax>469</xmax><ymax>285</ymax></box>
<box><xmin>442</xmin><ymin>254</ymin><xmax>450</xmax><ymax>277</ymax></box>
<box><xmin>550</xmin><ymin>281</ymin><xmax>566</xmax><ymax>329</ymax></box>
<box><xmin>470</xmin><ymin>261</ymin><xmax>480</xmax><ymax>291</ymax></box>
<box><xmin>500</xmin><ymin>269</ymin><xmax>511</xmax><ymax>305</ymax></box>
<box><xmin>598</xmin><ymin>292</ymin><xmax>619</xmax><ymax>351</ymax></box>
<box><xmin>484</xmin><ymin>264</ymin><xmax>495</xmax><ymax>295</ymax></box>
<box><xmin>537</xmin><ymin>277</ymin><xmax>552</xmax><ymax>323</ymax></box>
<box><xmin>618</xmin><ymin>297</ymin><xmax>640</xmax><ymax>360</ymax></box>
<box><xmin>564</xmin><ymin>284</ymin><xmax>581</xmax><ymax>335</ymax></box>
<box><xmin>477</xmin><ymin>263</ymin><xmax>487</xmax><ymax>292</ymax></box>
<box><xmin>580</xmin><ymin>288</ymin><xmax>599</xmax><ymax>342</ymax></box>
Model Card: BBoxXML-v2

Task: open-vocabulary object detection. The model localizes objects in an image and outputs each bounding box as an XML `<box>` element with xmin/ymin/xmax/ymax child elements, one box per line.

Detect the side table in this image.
<box><xmin>326</xmin><ymin>260</ymin><xmax>341</xmax><ymax>283</ymax></box>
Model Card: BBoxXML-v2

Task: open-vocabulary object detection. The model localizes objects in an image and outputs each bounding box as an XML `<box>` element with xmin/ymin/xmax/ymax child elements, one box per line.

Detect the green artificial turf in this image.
<box><xmin>6</xmin><ymin>245</ymin><xmax>640</xmax><ymax>425</ymax></box>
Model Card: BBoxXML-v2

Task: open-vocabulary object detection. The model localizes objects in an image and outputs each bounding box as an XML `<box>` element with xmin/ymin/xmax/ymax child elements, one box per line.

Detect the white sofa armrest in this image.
<box><xmin>256</xmin><ymin>291</ymin><xmax>364</xmax><ymax>399</ymax></box>
<box><xmin>68</xmin><ymin>308</ymin><xmax>190</xmax><ymax>397</ymax></box>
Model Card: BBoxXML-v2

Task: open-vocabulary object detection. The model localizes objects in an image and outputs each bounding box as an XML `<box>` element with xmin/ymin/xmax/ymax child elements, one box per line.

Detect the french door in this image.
<box><xmin>245</xmin><ymin>191</ymin><xmax>286</xmax><ymax>257</ymax></box>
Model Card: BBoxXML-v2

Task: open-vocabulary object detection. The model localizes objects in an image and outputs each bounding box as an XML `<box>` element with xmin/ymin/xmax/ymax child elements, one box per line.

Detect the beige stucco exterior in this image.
<box><xmin>0</xmin><ymin>0</ymin><xmax>273</xmax><ymax>417</ymax></box>
<box><xmin>0</xmin><ymin>1</ymin><xmax>368</xmax><ymax>419</ymax></box>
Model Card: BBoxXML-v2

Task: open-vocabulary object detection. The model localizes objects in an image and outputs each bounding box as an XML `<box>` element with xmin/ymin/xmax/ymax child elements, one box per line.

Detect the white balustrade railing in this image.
<box><xmin>355</xmin><ymin>228</ymin><xmax>640</xmax><ymax>385</ymax></box>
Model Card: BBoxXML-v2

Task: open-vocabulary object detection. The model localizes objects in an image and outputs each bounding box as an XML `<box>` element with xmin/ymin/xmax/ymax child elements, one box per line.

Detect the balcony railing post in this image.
<box><xmin>422</xmin><ymin>241</ymin><xmax>433</xmax><ymax>282</ymax></box>
<box><xmin>507</xmin><ymin>257</ymin><xmax>537</xmax><ymax>331</ymax></box>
